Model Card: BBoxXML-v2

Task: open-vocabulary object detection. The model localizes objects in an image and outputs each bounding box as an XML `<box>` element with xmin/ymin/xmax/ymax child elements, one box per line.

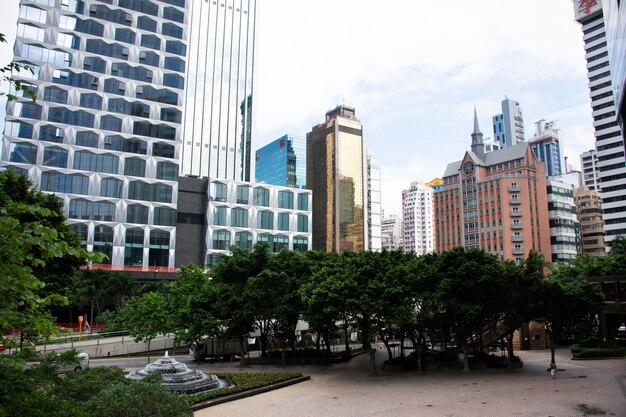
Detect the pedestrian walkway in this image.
<box><xmin>193</xmin><ymin>347</ymin><xmax>626</xmax><ymax>417</ymax></box>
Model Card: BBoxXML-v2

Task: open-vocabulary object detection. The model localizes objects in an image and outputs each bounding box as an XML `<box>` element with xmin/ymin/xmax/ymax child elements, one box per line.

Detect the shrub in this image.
<box><xmin>190</xmin><ymin>372</ymin><xmax>302</xmax><ymax>404</ymax></box>
<box><xmin>572</xmin><ymin>347</ymin><xmax>626</xmax><ymax>359</ymax></box>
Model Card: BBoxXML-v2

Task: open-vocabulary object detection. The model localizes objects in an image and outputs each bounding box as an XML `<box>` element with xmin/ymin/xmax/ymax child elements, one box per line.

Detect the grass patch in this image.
<box><xmin>190</xmin><ymin>372</ymin><xmax>302</xmax><ymax>404</ymax></box>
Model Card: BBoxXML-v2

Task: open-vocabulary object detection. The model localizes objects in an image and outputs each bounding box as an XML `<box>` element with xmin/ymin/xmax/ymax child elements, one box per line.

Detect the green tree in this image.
<box><xmin>1</xmin><ymin>33</ymin><xmax>36</xmax><ymax>102</ymax></box>
<box><xmin>168</xmin><ymin>264</ymin><xmax>211</xmax><ymax>345</ymax></box>
<box><xmin>0</xmin><ymin>170</ymin><xmax>99</xmax><ymax>348</ymax></box>
<box><xmin>121</xmin><ymin>292</ymin><xmax>169</xmax><ymax>361</ymax></box>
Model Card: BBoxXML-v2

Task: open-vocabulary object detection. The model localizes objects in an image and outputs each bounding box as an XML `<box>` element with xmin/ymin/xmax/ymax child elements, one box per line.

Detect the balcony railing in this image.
<box><xmin>509</xmin><ymin>184</ymin><xmax>520</xmax><ymax>192</ymax></box>
<box><xmin>510</xmin><ymin>209</ymin><xmax>522</xmax><ymax>217</ymax></box>
<box><xmin>510</xmin><ymin>197</ymin><xmax>521</xmax><ymax>205</ymax></box>
<box><xmin>512</xmin><ymin>247</ymin><xmax>525</xmax><ymax>255</ymax></box>
<box><xmin>512</xmin><ymin>235</ymin><xmax>524</xmax><ymax>242</ymax></box>
<box><xmin>511</xmin><ymin>222</ymin><xmax>523</xmax><ymax>229</ymax></box>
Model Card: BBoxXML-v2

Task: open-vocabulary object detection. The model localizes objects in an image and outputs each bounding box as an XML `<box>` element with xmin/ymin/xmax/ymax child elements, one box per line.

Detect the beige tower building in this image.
<box><xmin>574</xmin><ymin>187</ymin><xmax>607</xmax><ymax>256</ymax></box>
<box><xmin>307</xmin><ymin>106</ymin><xmax>365</xmax><ymax>252</ymax></box>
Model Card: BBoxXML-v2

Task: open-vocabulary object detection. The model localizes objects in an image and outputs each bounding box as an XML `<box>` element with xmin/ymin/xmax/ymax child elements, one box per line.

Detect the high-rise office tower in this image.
<box><xmin>435</xmin><ymin>111</ymin><xmax>551</xmax><ymax>263</ymax></box>
<box><xmin>529</xmin><ymin>119</ymin><xmax>562</xmax><ymax>177</ymax></box>
<box><xmin>602</xmin><ymin>0</ymin><xmax>625</xmax><ymax>139</ymax></box>
<box><xmin>180</xmin><ymin>0</ymin><xmax>257</xmax><ymax>181</ymax></box>
<box><xmin>255</xmin><ymin>134</ymin><xmax>306</xmax><ymax>189</ymax></box>
<box><xmin>365</xmin><ymin>151</ymin><xmax>382</xmax><ymax>251</ymax></box>
<box><xmin>580</xmin><ymin>149</ymin><xmax>600</xmax><ymax>190</ymax></box>
<box><xmin>402</xmin><ymin>181</ymin><xmax>434</xmax><ymax>255</ymax></box>
<box><xmin>2</xmin><ymin>0</ymin><xmax>189</xmax><ymax>269</ymax></box>
<box><xmin>307</xmin><ymin>105</ymin><xmax>365</xmax><ymax>253</ymax></box>
<box><xmin>492</xmin><ymin>98</ymin><xmax>525</xmax><ymax>149</ymax></box>
<box><xmin>546</xmin><ymin>179</ymin><xmax>579</xmax><ymax>263</ymax></box>
<box><xmin>574</xmin><ymin>187</ymin><xmax>607</xmax><ymax>256</ymax></box>
<box><xmin>574</xmin><ymin>0</ymin><xmax>626</xmax><ymax>244</ymax></box>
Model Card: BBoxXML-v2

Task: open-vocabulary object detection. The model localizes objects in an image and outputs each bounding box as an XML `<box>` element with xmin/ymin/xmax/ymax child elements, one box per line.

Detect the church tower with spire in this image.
<box><xmin>471</xmin><ymin>108</ymin><xmax>486</xmax><ymax>161</ymax></box>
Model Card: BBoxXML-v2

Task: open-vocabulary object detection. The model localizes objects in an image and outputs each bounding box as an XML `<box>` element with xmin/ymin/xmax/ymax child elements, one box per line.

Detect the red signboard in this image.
<box><xmin>578</xmin><ymin>0</ymin><xmax>598</xmax><ymax>14</ymax></box>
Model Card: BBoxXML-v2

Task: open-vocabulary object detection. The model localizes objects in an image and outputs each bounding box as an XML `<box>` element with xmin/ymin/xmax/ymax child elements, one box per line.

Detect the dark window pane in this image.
<box><xmin>39</xmin><ymin>125</ymin><xmax>65</xmax><ymax>143</ymax></box>
<box><xmin>75</xmin><ymin>130</ymin><xmax>99</xmax><ymax>148</ymax></box>
<box><xmin>79</xmin><ymin>93</ymin><xmax>102</xmax><ymax>110</ymax></box>
<box><xmin>140</xmin><ymin>34</ymin><xmax>161</xmax><ymax>50</ymax></box>
<box><xmin>165</xmin><ymin>40</ymin><xmax>186</xmax><ymax>56</ymax></box>
<box><xmin>124</xmin><ymin>158</ymin><xmax>146</xmax><ymax>177</ymax></box>
<box><xmin>137</xmin><ymin>16</ymin><xmax>157</xmax><ymax>32</ymax></box>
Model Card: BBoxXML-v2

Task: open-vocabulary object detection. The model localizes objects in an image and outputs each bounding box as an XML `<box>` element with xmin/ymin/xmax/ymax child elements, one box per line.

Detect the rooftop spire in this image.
<box><xmin>473</xmin><ymin>106</ymin><xmax>482</xmax><ymax>135</ymax></box>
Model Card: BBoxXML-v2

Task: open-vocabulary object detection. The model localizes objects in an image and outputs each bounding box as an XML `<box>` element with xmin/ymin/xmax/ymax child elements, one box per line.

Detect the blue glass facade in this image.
<box><xmin>531</xmin><ymin>139</ymin><xmax>562</xmax><ymax>177</ymax></box>
<box><xmin>255</xmin><ymin>134</ymin><xmax>306</xmax><ymax>189</ymax></box>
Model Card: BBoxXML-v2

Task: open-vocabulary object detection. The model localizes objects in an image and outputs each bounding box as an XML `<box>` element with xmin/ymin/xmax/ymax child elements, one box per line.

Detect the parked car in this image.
<box><xmin>43</xmin><ymin>352</ymin><xmax>90</xmax><ymax>373</ymax></box>
<box><xmin>0</xmin><ymin>342</ymin><xmax>6</xmax><ymax>351</ymax></box>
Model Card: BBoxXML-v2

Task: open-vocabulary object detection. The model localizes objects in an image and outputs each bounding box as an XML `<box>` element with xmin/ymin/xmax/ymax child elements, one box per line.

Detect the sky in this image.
<box><xmin>1</xmin><ymin>0</ymin><xmax>597</xmax><ymax>216</ymax></box>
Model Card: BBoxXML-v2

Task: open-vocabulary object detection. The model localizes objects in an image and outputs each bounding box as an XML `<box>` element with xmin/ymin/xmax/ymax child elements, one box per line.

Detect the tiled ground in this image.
<box><xmin>193</xmin><ymin>346</ymin><xmax>626</xmax><ymax>417</ymax></box>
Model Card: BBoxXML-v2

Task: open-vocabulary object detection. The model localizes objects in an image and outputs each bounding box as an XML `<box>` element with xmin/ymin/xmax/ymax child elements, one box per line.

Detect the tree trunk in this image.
<box><xmin>343</xmin><ymin>318</ymin><xmax>350</xmax><ymax>354</ymax></box>
<box><xmin>147</xmin><ymin>339</ymin><xmax>151</xmax><ymax>363</ymax></box>
<box><xmin>550</xmin><ymin>333</ymin><xmax>557</xmax><ymax>369</ymax></box>
<box><xmin>238</xmin><ymin>337</ymin><xmax>248</xmax><ymax>367</ymax></box>
<box><xmin>399</xmin><ymin>332</ymin><xmax>405</xmax><ymax>359</ymax></box>
<box><xmin>407</xmin><ymin>330</ymin><xmax>421</xmax><ymax>374</ymax></box>
<box><xmin>379</xmin><ymin>328</ymin><xmax>393</xmax><ymax>361</ymax></box>
<box><xmin>369</xmin><ymin>347</ymin><xmax>378</xmax><ymax>376</ymax></box>
<box><xmin>506</xmin><ymin>332</ymin><xmax>515</xmax><ymax>372</ymax></box>
<box><xmin>462</xmin><ymin>343</ymin><xmax>470</xmax><ymax>373</ymax></box>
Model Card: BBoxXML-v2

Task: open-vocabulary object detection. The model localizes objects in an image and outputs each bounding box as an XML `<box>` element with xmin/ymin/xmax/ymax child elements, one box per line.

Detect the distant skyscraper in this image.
<box><xmin>602</xmin><ymin>0</ymin><xmax>626</xmax><ymax>139</ymax></box>
<box><xmin>402</xmin><ymin>181</ymin><xmax>434</xmax><ymax>255</ymax></box>
<box><xmin>255</xmin><ymin>134</ymin><xmax>306</xmax><ymax>188</ymax></box>
<box><xmin>574</xmin><ymin>187</ymin><xmax>607</xmax><ymax>256</ymax></box>
<box><xmin>381</xmin><ymin>215</ymin><xmax>403</xmax><ymax>251</ymax></box>
<box><xmin>2</xmin><ymin>0</ymin><xmax>188</xmax><ymax>269</ymax></box>
<box><xmin>574</xmin><ymin>0</ymin><xmax>626</xmax><ymax>244</ymax></box>
<box><xmin>546</xmin><ymin>179</ymin><xmax>579</xmax><ymax>263</ymax></box>
<box><xmin>366</xmin><ymin>151</ymin><xmax>382</xmax><ymax>251</ymax></box>
<box><xmin>180</xmin><ymin>0</ymin><xmax>258</xmax><ymax>181</ymax></box>
<box><xmin>529</xmin><ymin>119</ymin><xmax>562</xmax><ymax>177</ymax></box>
<box><xmin>307</xmin><ymin>106</ymin><xmax>365</xmax><ymax>253</ymax></box>
<box><xmin>580</xmin><ymin>149</ymin><xmax>600</xmax><ymax>191</ymax></box>
<box><xmin>492</xmin><ymin>98</ymin><xmax>525</xmax><ymax>148</ymax></box>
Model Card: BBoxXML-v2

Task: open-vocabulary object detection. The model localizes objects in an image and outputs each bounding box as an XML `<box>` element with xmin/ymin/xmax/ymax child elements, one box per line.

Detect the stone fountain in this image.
<box><xmin>127</xmin><ymin>351</ymin><xmax>230</xmax><ymax>395</ymax></box>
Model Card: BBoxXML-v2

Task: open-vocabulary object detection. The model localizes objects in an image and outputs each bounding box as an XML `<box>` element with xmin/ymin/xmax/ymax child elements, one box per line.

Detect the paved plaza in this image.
<box><xmin>193</xmin><ymin>347</ymin><xmax>626</xmax><ymax>417</ymax></box>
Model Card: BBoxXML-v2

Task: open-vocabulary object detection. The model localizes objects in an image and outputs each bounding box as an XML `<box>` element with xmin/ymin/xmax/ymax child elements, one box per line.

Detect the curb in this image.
<box><xmin>191</xmin><ymin>375</ymin><xmax>311</xmax><ymax>411</ymax></box>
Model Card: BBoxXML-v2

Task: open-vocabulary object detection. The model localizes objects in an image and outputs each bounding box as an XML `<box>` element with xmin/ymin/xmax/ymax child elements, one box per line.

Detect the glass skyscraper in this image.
<box><xmin>180</xmin><ymin>0</ymin><xmax>257</xmax><ymax>181</ymax></box>
<box><xmin>307</xmin><ymin>106</ymin><xmax>365</xmax><ymax>253</ymax></box>
<box><xmin>255</xmin><ymin>134</ymin><xmax>306</xmax><ymax>189</ymax></box>
<box><xmin>2</xmin><ymin>0</ymin><xmax>188</xmax><ymax>269</ymax></box>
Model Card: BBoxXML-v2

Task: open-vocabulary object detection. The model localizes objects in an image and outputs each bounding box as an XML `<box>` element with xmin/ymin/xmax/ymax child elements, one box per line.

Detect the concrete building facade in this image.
<box><xmin>574</xmin><ymin>0</ymin><xmax>626</xmax><ymax>245</ymax></box>
<box><xmin>381</xmin><ymin>214</ymin><xmax>403</xmax><ymax>251</ymax></box>
<box><xmin>366</xmin><ymin>151</ymin><xmax>382</xmax><ymax>252</ymax></box>
<box><xmin>580</xmin><ymin>149</ymin><xmax>601</xmax><ymax>191</ymax></box>
<box><xmin>306</xmin><ymin>106</ymin><xmax>365</xmax><ymax>253</ymax></box>
<box><xmin>435</xmin><ymin>111</ymin><xmax>552</xmax><ymax>263</ymax></box>
<box><xmin>492</xmin><ymin>98</ymin><xmax>525</xmax><ymax>149</ymax></box>
<box><xmin>402</xmin><ymin>181</ymin><xmax>434</xmax><ymax>255</ymax></box>
<box><xmin>176</xmin><ymin>177</ymin><xmax>312</xmax><ymax>266</ymax></box>
<box><xmin>2</xmin><ymin>0</ymin><xmax>189</xmax><ymax>269</ymax></box>
<box><xmin>574</xmin><ymin>187</ymin><xmax>607</xmax><ymax>256</ymax></box>
<box><xmin>546</xmin><ymin>179</ymin><xmax>579</xmax><ymax>263</ymax></box>
<box><xmin>602</xmin><ymin>0</ymin><xmax>626</xmax><ymax>139</ymax></box>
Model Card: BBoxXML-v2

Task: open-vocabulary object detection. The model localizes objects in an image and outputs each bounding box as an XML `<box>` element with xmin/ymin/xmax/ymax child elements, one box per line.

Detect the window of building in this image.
<box><xmin>85</xmin><ymin>39</ymin><xmax>128</xmax><ymax>60</ymax></box>
<box><xmin>17</xmin><ymin>23</ymin><xmax>45</xmax><ymax>42</ymax></box>
<box><xmin>162</xmin><ymin>22</ymin><xmax>183</xmax><ymax>39</ymax></box>
<box><xmin>297</xmin><ymin>214</ymin><xmax>308</xmax><ymax>233</ymax></box>
<box><xmin>140</xmin><ymin>34</ymin><xmax>161</xmax><ymax>50</ymax></box>
<box><xmin>231</xmin><ymin>207</ymin><xmax>248</xmax><ymax>227</ymax></box>
<box><xmin>128</xmin><ymin>181</ymin><xmax>172</xmax><ymax>203</ymax></box>
<box><xmin>41</xmin><ymin>172</ymin><xmax>89</xmax><ymax>194</ymax></box>
<box><xmin>89</xmin><ymin>4</ymin><xmax>132</xmax><ymax>25</ymax></box>
<box><xmin>163</xmin><ymin>6</ymin><xmax>184</xmax><ymax>23</ymax></box>
<box><xmin>212</xmin><ymin>230</ymin><xmax>231</xmax><ymax>250</ymax></box>
<box><xmin>149</xmin><ymin>230</ymin><xmax>170</xmax><ymax>267</ymax></box>
<box><xmin>234</xmin><ymin>231</ymin><xmax>252</xmax><ymax>250</ymax></box>
<box><xmin>39</xmin><ymin>125</ymin><xmax>65</xmax><ymax>143</ymax></box>
<box><xmin>111</xmin><ymin>63</ymin><xmax>152</xmax><ymax>82</ymax></box>
<box><xmin>137</xmin><ymin>85</ymin><xmax>177</xmax><ymax>104</ymax></box>
<box><xmin>42</xmin><ymin>147</ymin><xmax>68</xmax><ymax>168</ymax></box>
<box><xmin>160</xmin><ymin>108</ymin><xmax>181</xmax><ymax>123</ymax></box>
<box><xmin>75</xmin><ymin>131</ymin><xmax>99</xmax><ymax>148</ymax></box>
<box><xmin>8</xmin><ymin>143</ymin><xmax>37</xmax><ymax>164</ymax></box>
<box><xmin>154</xmin><ymin>207</ymin><xmax>176</xmax><ymax>226</ymax></box>
<box><xmin>213</xmin><ymin>206</ymin><xmax>227</xmax><ymax>226</ymax></box>
<box><xmin>78</xmin><ymin>93</ymin><xmax>102</xmax><ymax>110</ymax></box>
<box><xmin>257</xmin><ymin>210</ymin><xmax>274</xmax><ymax>230</ymax></box>
<box><xmin>164</xmin><ymin>57</ymin><xmax>185</xmax><ymax>72</ymax></box>
<box><xmin>4</xmin><ymin>121</ymin><xmax>34</xmax><ymax>139</ymax></box>
<box><xmin>277</xmin><ymin>213</ymin><xmax>289</xmax><ymax>231</ymax></box>
<box><xmin>273</xmin><ymin>235</ymin><xmax>289</xmax><ymax>253</ymax></box>
<box><xmin>124</xmin><ymin>157</ymin><xmax>146</xmax><ymax>177</ymax></box>
<box><xmin>17</xmin><ymin>102</ymin><xmax>42</xmax><ymax>120</ymax></box>
<box><xmin>57</xmin><ymin>33</ymin><xmax>80</xmax><ymax>49</ymax></box>
<box><xmin>278</xmin><ymin>191</ymin><xmax>293</xmax><ymax>209</ymax></box>
<box><xmin>165</xmin><ymin>40</ymin><xmax>186</xmax><ymax>56</ymax></box>
<box><xmin>103</xmin><ymin>78</ymin><xmax>126</xmax><ymax>96</ymax></box>
<box><xmin>119</xmin><ymin>0</ymin><xmax>158</xmax><ymax>16</ymax></box>
<box><xmin>297</xmin><ymin>193</ymin><xmax>309</xmax><ymax>210</ymax></box>
<box><xmin>138</xmin><ymin>50</ymin><xmax>160</xmax><ymax>67</ymax></box>
<box><xmin>133</xmin><ymin>121</ymin><xmax>176</xmax><ymax>140</ymax></box>
<box><xmin>124</xmin><ymin>137</ymin><xmax>147</xmax><ymax>154</ymax></box>
<box><xmin>100</xmin><ymin>115</ymin><xmax>122</xmax><ymax>132</ymax></box>
<box><xmin>93</xmin><ymin>225</ymin><xmax>113</xmax><ymax>264</ymax></box>
<box><xmin>19</xmin><ymin>5</ymin><xmax>47</xmax><ymax>24</ymax></box>
<box><xmin>70</xmin><ymin>223</ymin><xmax>88</xmax><ymax>248</ymax></box>
<box><xmin>163</xmin><ymin>73</ymin><xmax>184</xmax><ymax>89</ymax></box>
<box><xmin>73</xmin><ymin>151</ymin><xmax>118</xmax><ymax>174</ymax></box>
<box><xmin>115</xmin><ymin>28</ymin><xmax>136</xmax><ymax>44</ymax></box>
<box><xmin>75</xmin><ymin>18</ymin><xmax>105</xmax><ymax>36</ymax></box>
<box><xmin>213</xmin><ymin>182</ymin><xmax>227</xmax><ymax>201</ymax></box>
<box><xmin>126</xmin><ymin>204</ymin><xmax>148</xmax><ymax>224</ymax></box>
<box><xmin>137</xmin><ymin>16</ymin><xmax>157</xmax><ymax>32</ymax></box>
<box><xmin>100</xmin><ymin>177</ymin><xmax>122</xmax><ymax>198</ymax></box>
<box><xmin>257</xmin><ymin>233</ymin><xmax>272</xmax><ymax>247</ymax></box>
<box><xmin>236</xmin><ymin>185</ymin><xmax>249</xmax><ymax>204</ymax></box>
<box><xmin>254</xmin><ymin>187</ymin><xmax>269</xmax><ymax>206</ymax></box>
<box><xmin>293</xmin><ymin>236</ymin><xmax>308</xmax><ymax>252</ymax></box>
<box><xmin>43</xmin><ymin>86</ymin><xmax>68</xmax><ymax>104</ymax></box>
<box><xmin>153</xmin><ymin>142</ymin><xmax>175</xmax><ymax>158</ymax></box>
<box><xmin>124</xmin><ymin>228</ymin><xmax>144</xmax><ymax>266</ymax></box>
<box><xmin>156</xmin><ymin>161</ymin><xmax>178</xmax><ymax>180</ymax></box>
<box><xmin>83</xmin><ymin>56</ymin><xmax>107</xmax><ymax>74</ymax></box>
<box><xmin>69</xmin><ymin>199</ymin><xmax>115</xmax><ymax>221</ymax></box>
